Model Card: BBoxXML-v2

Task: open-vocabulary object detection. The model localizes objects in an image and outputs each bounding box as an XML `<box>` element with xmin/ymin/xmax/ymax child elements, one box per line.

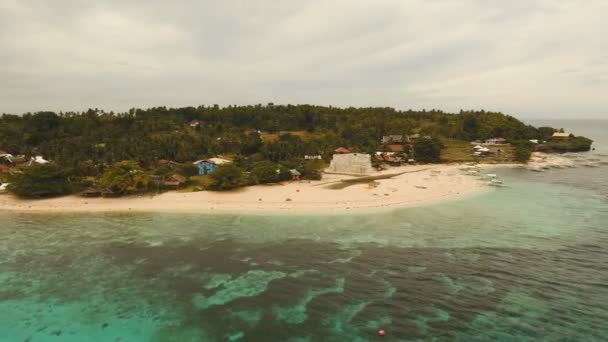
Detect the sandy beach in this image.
<box><xmin>0</xmin><ymin>164</ymin><xmax>493</xmax><ymax>214</ymax></box>
<box><xmin>2</xmin><ymin>152</ymin><xmax>584</xmax><ymax>215</ymax></box>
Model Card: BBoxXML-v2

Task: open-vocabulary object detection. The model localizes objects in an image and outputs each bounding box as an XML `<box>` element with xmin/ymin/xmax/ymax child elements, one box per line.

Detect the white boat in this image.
<box><xmin>488</xmin><ymin>180</ymin><xmax>506</xmax><ymax>187</ymax></box>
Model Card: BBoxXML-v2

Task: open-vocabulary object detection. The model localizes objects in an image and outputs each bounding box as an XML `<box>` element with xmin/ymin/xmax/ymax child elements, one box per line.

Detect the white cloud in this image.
<box><xmin>0</xmin><ymin>0</ymin><xmax>606</xmax><ymax>118</ymax></box>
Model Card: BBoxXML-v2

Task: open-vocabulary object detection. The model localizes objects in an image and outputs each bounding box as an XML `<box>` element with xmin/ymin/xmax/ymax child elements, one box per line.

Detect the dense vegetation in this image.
<box><xmin>413</xmin><ymin>138</ymin><xmax>442</xmax><ymax>163</ymax></box>
<box><xmin>9</xmin><ymin>164</ymin><xmax>72</xmax><ymax>198</ymax></box>
<box><xmin>0</xmin><ymin>104</ymin><xmax>592</xmax><ymax>197</ymax></box>
<box><xmin>512</xmin><ymin>141</ymin><xmax>535</xmax><ymax>162</ymax></box>
<box><xmin>537</xmin><ymin>136</ymin><xmax>594</xmax><ymax>153</ymax></box>
<box><xmin>0</xmin><ymin>106</ymin><xmax>563</xmax><ymax>167</ymax></box>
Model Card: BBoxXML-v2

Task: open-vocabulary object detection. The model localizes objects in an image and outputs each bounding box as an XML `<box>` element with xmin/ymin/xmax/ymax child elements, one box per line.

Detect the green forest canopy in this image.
<box><xmin>0</xmin><ymin>104</ymin><xmax>575</xmax><ymax>169</ymax></box>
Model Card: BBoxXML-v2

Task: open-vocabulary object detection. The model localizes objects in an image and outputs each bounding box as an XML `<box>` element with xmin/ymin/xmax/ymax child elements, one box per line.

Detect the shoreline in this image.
<box><xmin>0</xmin><ymin>164</ymin><xmax>493</xmax><ymax>215</ymax></box>
<box><xmin>2</xmin><ymin>152</ymin><xmax>581</xmax><ymax>215</ymax></box>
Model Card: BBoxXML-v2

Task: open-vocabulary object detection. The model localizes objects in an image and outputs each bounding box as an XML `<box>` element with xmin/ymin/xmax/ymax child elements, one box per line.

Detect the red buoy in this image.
<box><xmin>378</xmin><ymin>329</ymin><xmax>386</xmax><ymax>337</ymax></box>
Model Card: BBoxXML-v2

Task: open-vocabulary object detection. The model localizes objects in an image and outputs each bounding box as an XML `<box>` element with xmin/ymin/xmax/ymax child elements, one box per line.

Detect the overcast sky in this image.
<box><xmin>1</xmin><ymin>0</ymin><xmax>606</xmax><ymax>118</ymax></box>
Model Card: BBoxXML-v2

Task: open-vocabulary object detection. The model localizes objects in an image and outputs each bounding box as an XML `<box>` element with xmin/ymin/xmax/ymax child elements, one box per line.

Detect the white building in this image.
<box><xmin>326</xmin><ymin>153</ymin><xmax>374</xmax><ymax>176</ymax></box>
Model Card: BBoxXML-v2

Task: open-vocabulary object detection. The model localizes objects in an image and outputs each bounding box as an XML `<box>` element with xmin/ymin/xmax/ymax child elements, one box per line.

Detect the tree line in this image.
<box><xmin>0</xmin><ymin>104</ymin><xmax>585</xmax><ymax>197</ymax></box>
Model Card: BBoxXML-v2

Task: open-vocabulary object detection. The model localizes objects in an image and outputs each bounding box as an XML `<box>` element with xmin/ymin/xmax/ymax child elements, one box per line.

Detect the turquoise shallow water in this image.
<box><xmin>1</xmin><ymin>173</ymin><xmax>607</xmax><ymax>341</ymax></box>
<box><xmin>1</xmin><ymin>120</ymin><xmax>608</xmax><ymax>341</ymax></box>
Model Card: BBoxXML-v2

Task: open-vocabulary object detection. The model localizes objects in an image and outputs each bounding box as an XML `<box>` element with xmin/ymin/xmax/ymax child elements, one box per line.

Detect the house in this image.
<box><xmin>289</xmin><ymin>169</ymin><xmax>301</xmax><ymax>181</ymax></box>
<box><xmin>0</xmin><ymin>183</ymin><xmax>9</xmax><ymax>193</ymax></box>
<box><xmin>552</xmin><ymin>132</ymin><xmax>574</xmax><ymax>139</ymax></box>
<box><xmin>0</xmin><ymin>164</ymin><xmax>10</xmax><ymax>173</ymax></box>
<box><xmin>164</xmin><ymin>174</ymin><xmax>188</xmax><ymax>190</ymax></box>
<box><xmin>304</xmin><ymin>155</ymin><xmax>322</xmax><ymax>160</ymax></box>
<box><xmin>484</xmin><ymin>138</ymin><xmax>508</xmax><ymax>145</ymax></box>
<box><xmin>381</xmin><ymin>135</ymin><xmax>408</xmax><ymax>144</ymax></box>
<box><xmin>190</xmin><ymin>120</ymin><xmax>200</xmax><ymax>127</ymax></box>
<box><xmin>529</xmin><ymin>139</ymin><xmax>539</xmax><ymax>144</ymax></box>
<box><xmin>473</xmin><ymin>147</ymin><xmax>491</xmax><ymax>157</ymax></box>
<box><xmin>334</xmin><ymin>147</ymin><xmax>353</xmax><ymax>154</ymax></box>
<box><xmin>28</xmin><ymin>156</ymin><xmax>49</xmax><ymax>166</ymax></box>
<box><xmin>386</xmin><ymin>145</ymin><xmax>404</xmax><ymax>153</ymax></box>
<box><xmin>326</xmin><ymin>153</ymin><xmax>374</xmax><ymax>176</ymax></box>
<box><xmin>193</xmin><ymin>157</ymin><xmax>232</xmax><ymax>175</ymax></box>
<box><xmin>408</xmin><ymin>133</ymin><xmax>421</xmax><ymax>141</ymax></box>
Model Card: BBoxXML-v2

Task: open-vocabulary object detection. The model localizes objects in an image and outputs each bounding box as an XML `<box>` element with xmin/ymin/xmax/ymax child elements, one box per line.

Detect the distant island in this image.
<box><xmin>0</xmin><ymin>105</ymin><xmax>593</xmax><ymax>202</ymax></box>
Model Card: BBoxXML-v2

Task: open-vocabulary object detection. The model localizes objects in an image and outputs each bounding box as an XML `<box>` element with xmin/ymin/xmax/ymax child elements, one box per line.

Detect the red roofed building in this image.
<box><xmin>387</xmin><ymin>145</ymin><xmax>404</xmax><ymax>152</ymax></box>
<box><xmin>334</xmin><ymin>147</ymin><xmax>353</xmax><ymax>154</ymax></box>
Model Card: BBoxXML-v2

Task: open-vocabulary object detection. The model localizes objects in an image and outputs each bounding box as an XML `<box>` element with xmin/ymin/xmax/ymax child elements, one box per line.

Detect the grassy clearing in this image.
<box><xmin>441</xmin><ymin>139</ymin><xmax>515</xmax><ymax>163</ymax></box>
<box><xmin>260</xmin><ymin>130</ymin><xmax>318</xmax><ymax>143</ymax></box>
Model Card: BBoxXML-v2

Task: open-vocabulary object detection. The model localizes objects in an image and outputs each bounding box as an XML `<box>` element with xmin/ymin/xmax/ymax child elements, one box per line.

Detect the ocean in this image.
<box><xmin>1</xmin><ymin>120</ymin><xmax>607</xmax><ymax>341</ymax></box>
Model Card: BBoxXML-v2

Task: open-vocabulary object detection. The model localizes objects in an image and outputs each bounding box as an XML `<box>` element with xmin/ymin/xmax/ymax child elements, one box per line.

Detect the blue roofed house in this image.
<box><xmin>193</xmin><ymin>157</ymin><xmax>232</xmax><ymax>175</ymax></box>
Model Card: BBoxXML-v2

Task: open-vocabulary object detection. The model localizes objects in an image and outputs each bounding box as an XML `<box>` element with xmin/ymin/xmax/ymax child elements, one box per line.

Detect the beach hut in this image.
<box><xmin>164</xmin><ymin>174</ymin><xmax>187</xmax><ymax>190</ymax></box>
<box><xmin>193</xmin><ymin>157</ymin><xmax>232</xmax><ymax>176</ymax></box>
<box><xmin>82</xmin><ymin>188</ymin><xmax>102</xmax><ymax>198</ymax></box>
<box><xmin>289</xmin><ymin>169</ymin><xmax>301</xmax><ymax>181</ymax></box>
<box><xmin>101</xmin><ymin>189</ymin><xmax>120</xmax><ymax>198</ymax></box>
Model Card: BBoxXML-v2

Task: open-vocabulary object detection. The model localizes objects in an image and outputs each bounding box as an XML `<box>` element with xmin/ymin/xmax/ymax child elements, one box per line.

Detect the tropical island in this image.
<box><xmin>0</xmin><ymin>104</ymin><xmax>593</xmax><ymax>213</ymax></box>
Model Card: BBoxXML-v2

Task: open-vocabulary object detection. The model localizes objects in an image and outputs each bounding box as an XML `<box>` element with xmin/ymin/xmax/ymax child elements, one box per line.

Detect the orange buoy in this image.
<box><xmin>378</xmin><ymin>329</ymin><xmax>386</xmax><ymax>337</ymax></box>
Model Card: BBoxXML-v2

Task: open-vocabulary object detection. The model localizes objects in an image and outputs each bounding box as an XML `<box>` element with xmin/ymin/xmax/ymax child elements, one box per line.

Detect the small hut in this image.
<box><xmin>82</xmin><ymin>188</ymin><xmax>102</xmax><ymax>198</ymax></box>
<box><xmin>289</xmin><ymin>169</ymin><xmax>301</xmax><ymax>181</ymax></box>
<box><xmin>101</xmin><ymin>189</ymin><xmax>120</xmax><ymax>198</ymax></box>
<box><xmin>164</xmin><ymin>174</ymin><xmax>187</xmax><ymax>190</ymax></box>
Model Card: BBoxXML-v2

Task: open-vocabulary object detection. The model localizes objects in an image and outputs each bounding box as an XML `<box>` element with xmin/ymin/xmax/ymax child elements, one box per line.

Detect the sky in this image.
<box><xmin>0</xmin><ymin>0</ymin><xmax>606</xmax><ymax>118</ymax></box>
